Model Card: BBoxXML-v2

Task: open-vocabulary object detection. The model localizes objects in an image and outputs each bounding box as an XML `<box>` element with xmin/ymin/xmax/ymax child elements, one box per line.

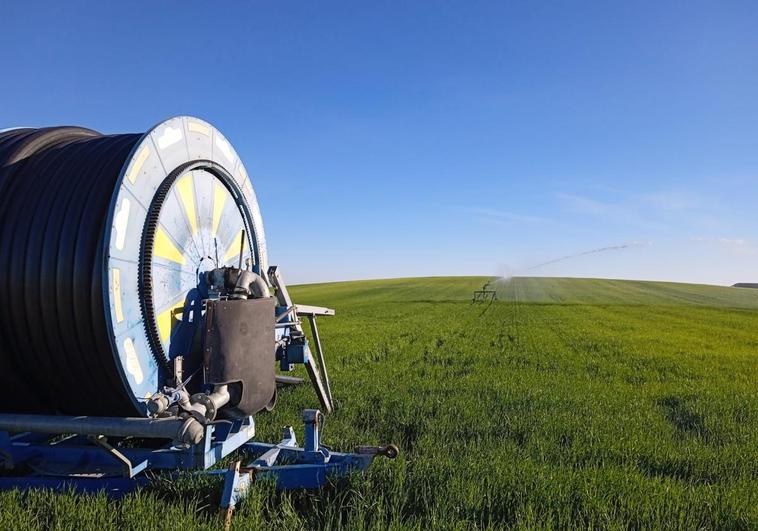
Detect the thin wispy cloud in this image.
<box><xmin>556</xmin><ymin>193</ymin><xmax>612</xmax><ymax>216</ymax></box>
<box><xmin>469</xmin><ymin>207</ymin><xmax>549</xmax><ymax>225</ymax></box>
<box><xmin>641</xmin><ymin>190</ymin><xmax>701</xmax><ymax>211</ymax></box>
<box><xmin>719</xmin><ymin>237</ymin><xmax>746</xmax><ymax>246</ymax></box>
<box><xmin>556</xmin><ymin>192</ymin><xmax>672</xmax><ymax>231</ymax></box>
<box><xmin>691</xmin><ymin>236</ymin><xmax>756</xmax><ymax>256</ymax></box>
<box><xmin>554</xmin><ymin>186</ymin><xmax>733</xmax><ymax>234</ymax></box>
<box><xmin>573</xmin><ymin>185</ymin><xmax>705</xmax><ymax>213</ymax></box>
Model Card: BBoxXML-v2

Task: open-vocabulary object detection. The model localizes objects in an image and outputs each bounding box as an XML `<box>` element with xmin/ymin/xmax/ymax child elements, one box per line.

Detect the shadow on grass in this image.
<box><xmin>657</xmin><ymin>395</ymin><xmax>708</xmax><ymax>440</ymax></box>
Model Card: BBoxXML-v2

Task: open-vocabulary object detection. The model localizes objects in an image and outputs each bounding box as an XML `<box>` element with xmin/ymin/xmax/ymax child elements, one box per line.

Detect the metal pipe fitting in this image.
<box><xmin>146</xmin><ymin>394</ymin><xmax>169</xmax><ymax>416</ymax></box>
<box><xmin>208</xmin><ymin>384</ymin><xmax>231</xmax><ymax>409</ymax></box>
<box><xmin>246</xmin><ymin>272</ymin><xmax>271</xmax><ymax>299</ymax></box>
<box><xmin>176</xmin><ymin>385</ymin><xmax>231</xmax><ymax>422</ymax></box>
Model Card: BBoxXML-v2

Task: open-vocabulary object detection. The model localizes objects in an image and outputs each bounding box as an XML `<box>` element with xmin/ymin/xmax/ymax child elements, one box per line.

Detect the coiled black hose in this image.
<box><xmin>0</xmin><ymin>127</ymin><xmax>142</xmax><ymax>415</ymax></box>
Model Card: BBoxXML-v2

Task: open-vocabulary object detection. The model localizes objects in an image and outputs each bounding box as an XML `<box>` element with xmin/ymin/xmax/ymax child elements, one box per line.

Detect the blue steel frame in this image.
<box><xmin>0</xmin><ymin>409</ymin><xmax>389</xmax><ymax>511</ymax></box>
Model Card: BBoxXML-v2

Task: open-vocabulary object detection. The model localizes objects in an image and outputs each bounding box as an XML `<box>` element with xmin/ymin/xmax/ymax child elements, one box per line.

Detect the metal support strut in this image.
<box><xmin>269</xmin><ymin>266</ymin><xmax>335</xmax><ymax>412</ymax></box>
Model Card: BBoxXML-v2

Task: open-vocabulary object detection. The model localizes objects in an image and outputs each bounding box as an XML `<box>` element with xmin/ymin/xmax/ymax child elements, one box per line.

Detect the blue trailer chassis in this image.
<box><xmin>0</xmin><ymin>409</ymin><xmax>394</xmax><ymax>513</ymax></box>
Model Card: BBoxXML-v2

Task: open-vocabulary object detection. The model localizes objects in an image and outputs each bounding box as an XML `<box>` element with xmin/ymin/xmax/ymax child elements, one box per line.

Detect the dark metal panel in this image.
<box><xmin>203</xmin><ymin>298</ymin><xmax>276</xmax><ymax>417</ymax></box>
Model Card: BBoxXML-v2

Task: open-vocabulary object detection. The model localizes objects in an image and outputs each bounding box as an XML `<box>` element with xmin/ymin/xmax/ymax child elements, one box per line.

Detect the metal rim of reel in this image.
<box><xmin>102</xmin><ymin>116</ymin><xmax>268</xmax><ymax>413</ymax></box>
<box><xmin>138</xmin><ymin>159</ymin><xmax>258</xmax><ymax>372</ymax></box>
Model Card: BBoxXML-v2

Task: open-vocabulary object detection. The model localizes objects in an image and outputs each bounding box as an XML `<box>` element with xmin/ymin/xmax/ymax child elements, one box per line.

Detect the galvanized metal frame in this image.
<box><xmin>0</xmin><ymin>409</ymin><xmax>391</xmax><ymax>506</ymax></box>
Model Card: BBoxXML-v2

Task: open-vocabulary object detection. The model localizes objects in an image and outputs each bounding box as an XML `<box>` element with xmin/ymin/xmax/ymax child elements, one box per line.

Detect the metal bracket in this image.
<box><xmin>86</xmin><ymin>435</ymin><xmax>148</xmax><ymax>478</ymax></box>
<box><xmin>220</xmin><ymin>461</ymin><xmax>252</xmax><ymax>530</ymax></box>
<box><xmin>252</xmin><ymin>425</ymin><xmax>298</xmax><ymax>467</ymax></box>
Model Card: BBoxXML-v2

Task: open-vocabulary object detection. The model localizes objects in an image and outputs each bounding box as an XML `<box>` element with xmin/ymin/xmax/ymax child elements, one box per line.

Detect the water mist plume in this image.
<box><xmin>525</xmin><ymin>241</ymin><xmax>652</xmax><ymax>272</ymax></box>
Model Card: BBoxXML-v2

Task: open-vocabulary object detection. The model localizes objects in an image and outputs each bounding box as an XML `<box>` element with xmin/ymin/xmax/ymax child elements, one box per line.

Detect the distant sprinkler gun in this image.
<box><xmin>472</xmin><ymin>281</ymin><xmax>497</xmax><ymax>303</ymax></box>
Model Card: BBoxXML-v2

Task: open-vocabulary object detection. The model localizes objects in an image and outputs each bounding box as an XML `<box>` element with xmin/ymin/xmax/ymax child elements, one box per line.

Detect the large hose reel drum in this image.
<box><xmin>0</xmin><ymin>117</ymin><xmax>267</xmax><ymax>416</ymax></box>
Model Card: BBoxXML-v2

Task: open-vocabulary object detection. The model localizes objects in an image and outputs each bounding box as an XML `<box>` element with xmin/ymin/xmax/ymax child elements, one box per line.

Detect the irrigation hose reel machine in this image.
<box><xmin>0</xmin><ymin>117</ymin><xmax>397</xmax><ymax>510</ymax></box>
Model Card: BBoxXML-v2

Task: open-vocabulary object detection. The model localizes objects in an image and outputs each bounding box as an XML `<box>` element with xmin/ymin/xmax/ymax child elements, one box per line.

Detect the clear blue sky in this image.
<box><xmin>2</xmin><ymin>1</ymin><xmax>757</xmax><ymax>285</ymax></box>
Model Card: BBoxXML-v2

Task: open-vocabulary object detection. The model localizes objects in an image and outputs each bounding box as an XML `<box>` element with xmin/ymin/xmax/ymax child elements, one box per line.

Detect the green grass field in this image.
<box><xmin>2</xmin><ymin>277</ymin><xmax>757</xmax><ymax>529</ymax></box>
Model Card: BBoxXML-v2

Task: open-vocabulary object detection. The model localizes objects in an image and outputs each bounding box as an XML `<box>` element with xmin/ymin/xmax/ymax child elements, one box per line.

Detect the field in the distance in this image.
<box><xmin>1</xmin><ymin>277</ymin><xmax>756</xmax><ymax>529</ymax></box>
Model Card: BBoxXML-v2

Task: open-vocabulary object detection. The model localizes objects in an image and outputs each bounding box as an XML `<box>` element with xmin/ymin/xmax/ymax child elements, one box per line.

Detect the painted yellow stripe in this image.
<box><xmin>154</xmin><ymin>227</ymin><xmax>186</xmax><ymax>265</ymax></box>
<box><xmin>176</xmin><ymin>173</ymin><xmax>198</xmax><ymax>235</ymax></box>
<box><xmin>157</xmin><ymin>301</ymin><xmax>184</xmax><ymax>343</ymax></box>
<box><xmin>126</xmin><ymin>146</ymin><xmax>150</xmax><ymax>184</ymax></box>
<box><xmin>212</xmin><ymin>182</ymin><xmax>227</xmax><ymax>236</ymax></box>
<box><xmin>224</xmin><ymin>229</ymin><xmax>245</xmax><ymax>262</ymax></box>
<box><xmin>112</xmin><ymin>268</ymin><xmax>124</xmax><ymax>323</ymax></box>
<box><xmin>188</xmin><ymin>120</ymin><xmax>210</xmax><ymax>136</ymax></box>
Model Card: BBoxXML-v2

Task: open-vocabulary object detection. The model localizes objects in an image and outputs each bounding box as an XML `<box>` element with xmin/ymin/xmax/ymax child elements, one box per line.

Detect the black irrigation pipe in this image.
<box><xmin>0</xmin><ymin>128</ymin><xmax>142</xmax><ymax>415</ymax></box>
